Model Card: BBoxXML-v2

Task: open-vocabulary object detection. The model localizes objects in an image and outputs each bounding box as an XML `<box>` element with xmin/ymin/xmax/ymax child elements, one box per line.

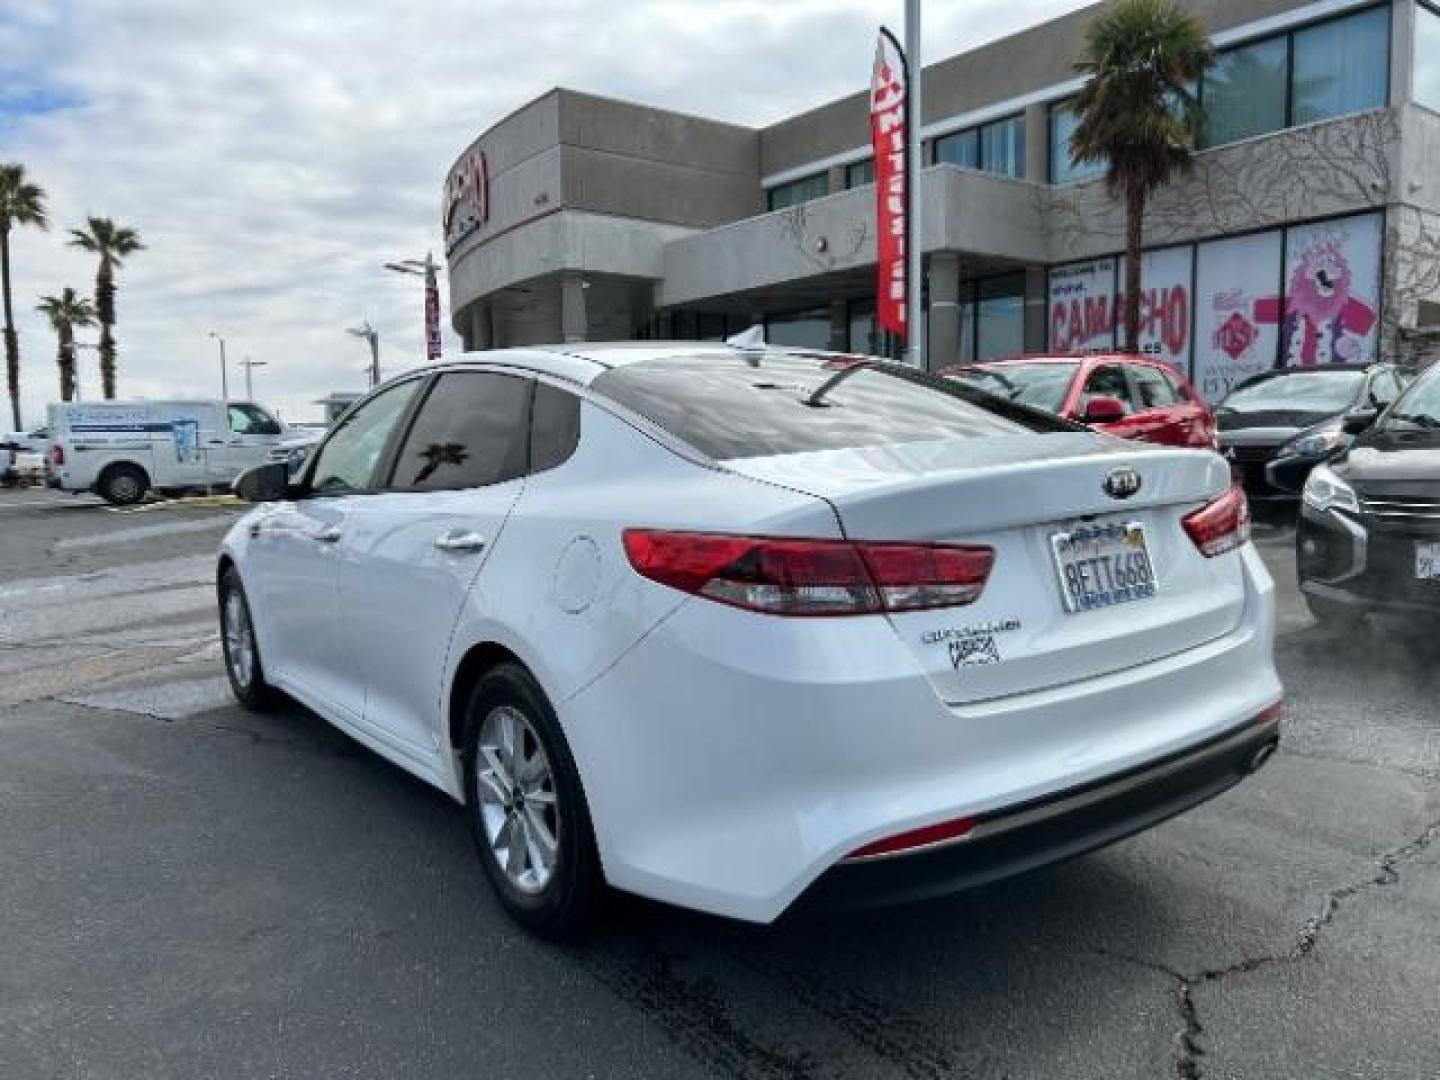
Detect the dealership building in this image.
<box><xmin>444</xmin><ymin>0</ymin><xmax>1440</xmax><ymax>399</ymax></box>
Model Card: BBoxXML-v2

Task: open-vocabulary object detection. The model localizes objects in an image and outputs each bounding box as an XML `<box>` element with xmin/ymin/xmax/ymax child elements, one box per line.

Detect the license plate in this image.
<box><xmin>1417</xmin><ymin>542</ymin><xmax>1440</xmax><ymax>580</ymax></box>
<box><xmin>1051</xmin><ymin>521</ymin><xmax>1157</xmax><ymax>614</ymax></box>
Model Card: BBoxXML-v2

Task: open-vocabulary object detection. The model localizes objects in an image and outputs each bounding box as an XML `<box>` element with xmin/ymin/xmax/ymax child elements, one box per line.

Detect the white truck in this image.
<box><xmin>46</xmin><ymin>399</ymin><xmax>301</xmax><ymax>505</ymax></box>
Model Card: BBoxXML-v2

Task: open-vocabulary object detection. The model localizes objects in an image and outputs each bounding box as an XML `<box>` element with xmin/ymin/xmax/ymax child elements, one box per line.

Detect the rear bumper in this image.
<box><xmin>793</xmin><ymin>712</ymin><xmax>1280</xmax><ymax>914</ymax></box>
<box><xmin>562</xmin><ymin>546</ymin><xmax>1281</xmax><ymax>924</ymax></box>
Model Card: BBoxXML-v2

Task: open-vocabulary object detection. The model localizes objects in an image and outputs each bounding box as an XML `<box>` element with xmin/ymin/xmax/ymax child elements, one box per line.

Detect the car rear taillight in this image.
<box><xmin>50</xmin><ymin>443</ymin><xmax>64</xmax><ymax>466</ymax></box>
<box><xmin>621</xmin><ymin>530</ymin><xmax>994</xmax><ymax>616</ymax></box>
<box><xmin>1183</xmin><ymin>485</ymin><xmax>1251</xmax><ymax>557</ymax></box>
<box><xmin>846</xmin><ymin>815</ymin><xmax>977</xmax><ymax>861</ymax></box>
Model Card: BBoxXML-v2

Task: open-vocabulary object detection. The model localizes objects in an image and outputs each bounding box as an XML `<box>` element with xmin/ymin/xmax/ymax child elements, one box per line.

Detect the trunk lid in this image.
<box><xmin>725</xmin><ymin>432</ymin><xmax>1245</xmax><ymax>704</ymax></box>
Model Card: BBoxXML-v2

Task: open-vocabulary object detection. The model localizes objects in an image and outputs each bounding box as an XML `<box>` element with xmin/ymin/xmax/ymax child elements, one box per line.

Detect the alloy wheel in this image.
<box><xmin>223</xmin><ymin>590</ymin><xmax>254</xmax><ymax>690</ymax></box>
<box><xmin>475</xmin><ymin>704</ymin><xmax>560</xmax><ymax>894</ymax></box>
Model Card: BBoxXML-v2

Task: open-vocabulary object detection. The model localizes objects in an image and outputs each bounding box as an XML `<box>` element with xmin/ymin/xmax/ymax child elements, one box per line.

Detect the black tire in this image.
<box><xmin>1305</xmin><ymin>593</ymin><xmax>1365</xmax><ymax>629</ymax></box>
<box><xmin>219</xmin><ymin>568</ymin><xmax>282</xmax><ymax>711</ymax></box>
<box><xmin>462</xmin><ymin>662</ymin><xmax>602</xmax><ymax>938</ymax></box>
<box><xmin>98</xmin><ymin>464</ymin><xmax>149</xmax><ymax>506</ymax></box>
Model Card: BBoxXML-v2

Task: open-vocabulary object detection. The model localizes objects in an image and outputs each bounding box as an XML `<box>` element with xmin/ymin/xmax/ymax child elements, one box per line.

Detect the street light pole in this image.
<box><xmin>347</xmin><ymin>323</ymin><xmax>380</xmax><ymax>387</ymax></box>
<box><xmin>905</xmin><ymin>0</ymin><xmax>925</xmax><ymax>369</ymax></box>
<box><xmin>208</xmin><ymin>331</ymin><xmax>230</xmax><ymax>411</ymax></box>
<box><xmin>238</xmin><ymin>356</ymin><xmax>268</xmax><ymax>400</ymax></box>
<box><xmin>383</xmin><ymin>253</ymin><xmax>442</xmax><ymax>361</ymax></box>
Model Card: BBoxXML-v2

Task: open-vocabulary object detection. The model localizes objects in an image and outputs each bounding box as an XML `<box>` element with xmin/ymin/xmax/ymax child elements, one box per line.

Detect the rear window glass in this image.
<box><xmin>590</xmin><ymin>352</ymin><xmax>1065</xmax><ymax>460</ymax></box>
<box><xmin>954</xmin><ymin>362</ymin><xmax>1077</xmax><ymax>414</ymax></box>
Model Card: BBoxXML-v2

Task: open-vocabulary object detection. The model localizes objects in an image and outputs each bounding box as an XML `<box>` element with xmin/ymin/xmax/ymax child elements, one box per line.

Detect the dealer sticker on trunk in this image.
<box><xmin>1050</xmin><ymin>521</ymin><xmax>1158</xmax><ymax>614</ymax></box>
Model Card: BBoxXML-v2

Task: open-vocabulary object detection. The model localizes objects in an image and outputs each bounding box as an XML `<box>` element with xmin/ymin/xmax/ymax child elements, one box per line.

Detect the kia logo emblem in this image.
<box><xmin>1104</xmin><ymin>467</ymin><xmax>1142</xmax><ymax>500</ymax></box>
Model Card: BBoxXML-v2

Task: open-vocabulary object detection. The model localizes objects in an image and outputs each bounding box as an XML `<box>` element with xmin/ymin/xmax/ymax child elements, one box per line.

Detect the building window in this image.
<box><xmin>933</xmin><ymin>115</ymin><xmax>1025</xmax><ymax>178</ymax></box>
<box><xmin>975</xmin><ymin>274</ymin><xmax>1026</xmax><ymax>361</ymax></box>
<box><xmin>1048</xmin><ymin>100</ymin><xmax>1105</xmax><ymax>184</ymax></box>
<box><xmin>933</xmin><ymin>128</ymin><xmax>979</xmax><ymax>169</ymax></box>
<box><xmin>1420</xmin><ymin>4</ymin><xmax>1440</xmax><ymax>111</ymax></box>
<box><xmin>1291</xmin><ymin>5</ymin><xmax>1389</xmax><ymax>125</ymax></box>
<box><xmin>765</xmin><ymin>308</ymin><xmax>831</xmax><ymax>350</ymax></box>
<box><xmin>845</xmin><ymin>159</ymin><xmax>875</xmax><ymax>188</ymax></box>
<box><xmin>1201</xmin><ymin>35</ymin><xmax>1288</xmax><ymax>147</ymax></box>
<box><xmin>767</xmin><ymin>173</ymin><xmax>829</xmax><ymax>211</ymax></box>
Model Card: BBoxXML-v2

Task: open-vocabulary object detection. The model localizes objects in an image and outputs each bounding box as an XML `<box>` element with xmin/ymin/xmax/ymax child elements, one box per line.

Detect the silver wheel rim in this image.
<box><xmin>223</xmin><ymin>590</ymin><xmax>254</xmax><ymax>689</ymax></box>
<box><xmin>476</xmin><ymin>705</ymin><xmax>559</xmax><ymax>894</ymax></box>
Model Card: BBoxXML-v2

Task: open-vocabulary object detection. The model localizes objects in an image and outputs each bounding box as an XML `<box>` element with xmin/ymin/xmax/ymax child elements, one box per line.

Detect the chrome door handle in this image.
<box><xmin>314</xmin><ymin>525</ymin><xmax>342</xmax><ymax>543</ymax></box>
<box><xmin>434</xmin><ymin>530</ymin><xmax>486</xmax><ymax>554</ymax></box>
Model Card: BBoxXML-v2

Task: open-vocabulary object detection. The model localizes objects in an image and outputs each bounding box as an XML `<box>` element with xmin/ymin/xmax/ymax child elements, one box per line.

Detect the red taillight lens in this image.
<box><xmin>847</xmin><ymin>815</ymin><xmax>977</xmax><ymax>860</ymax></box>
<box><xmin>51</xmin><ymin>443</ymin><xmax>65</xmax><ymax>466</ymax></box>
<box><xmin>1183</xmin><ymin>484</ymin><xmax>1251</xmax><ymax>557</ymax></box>
<box><xmin>621</xmin><ymin>530</ymin><xmax>994</xmax><ymax>616</ymax></box>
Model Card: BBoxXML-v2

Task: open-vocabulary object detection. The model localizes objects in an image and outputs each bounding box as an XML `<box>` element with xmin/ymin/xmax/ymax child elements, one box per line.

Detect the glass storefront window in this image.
<box><xmin>975</xmin><ymin>274</ymin><xmax>1026</xmax><ymax>361</ymax></box>
<box><xmin>1418</xmin><ymin>4</ymin><xmax>1440</xmax><ymax>112</ymax></box>
<box><xmin>1048</xmin><ymin>101</ymin><xmax>1104</xmax><ymax>184</ymax></box>
<box><xmin>980</xmin><ymin>116</ymin><xmax>1025</xmax><ymax>179</ymax></box>
<box><xmin>767</xmin><ymin>173</ymin><xmax>829</xmax><ymax>211</ymax></box>
<box><xmin>1291</xmin><ymin>6</ymin><xmax>1389</xmax><ymax>125</ymax></box>
<box><xmin>1201</xmin><ymin>36</ymin><xmax>1288</xmax><ymax>147</ymax></box>
<box><xmin>847</xmin><ymin>299</ymin><xmax>879</xmax><ymax>356</ymax></box>
<box><xmin>846</xmin><ymin>159</ymin><xmax>875</xmax><ymax>188</ymax></box>
<box><xmin>766</xmin><ymin>308</ymin><xmax>832</xmax><ymax>350</ymax></box>
<box><xmin>933</xmin><ymin>129</ymin><xmax>979</xmax><ymax>169</ymax></box>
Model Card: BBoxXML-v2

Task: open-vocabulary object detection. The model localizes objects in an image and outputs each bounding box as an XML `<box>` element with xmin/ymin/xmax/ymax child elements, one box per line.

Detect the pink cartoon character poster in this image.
<box><xmin>1277</xmin><ymin>215</ymin><xmax>1382</xmax><ymax>367</ymax></box>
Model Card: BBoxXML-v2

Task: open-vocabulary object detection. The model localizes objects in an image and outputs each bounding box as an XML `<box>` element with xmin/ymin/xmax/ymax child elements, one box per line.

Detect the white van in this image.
<box><xmin>46</xmin><ymin>399</ymin><xmax>294</xmax><ymax>505</ymax></box>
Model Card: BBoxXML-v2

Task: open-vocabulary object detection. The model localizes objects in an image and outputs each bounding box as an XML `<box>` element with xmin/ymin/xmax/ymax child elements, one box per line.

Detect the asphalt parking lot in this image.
<box><xmin>1</xmin><ymin>487</ymin><xmax>1436</xmax><ymax>1079</ymax></box>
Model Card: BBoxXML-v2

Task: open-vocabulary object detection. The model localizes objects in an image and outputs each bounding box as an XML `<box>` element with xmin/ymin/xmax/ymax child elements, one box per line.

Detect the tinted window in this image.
<box><xmin>1420</xmin><ymin>3</ymin><xmax>1440</xmax><ymax>112</ymax></box>
<box><xmin>845</xmin><ymin>159</ymin><xmax>874</xmax><ymax>188</ymax></box>
<box><xmin>308</xmin><ymin>379</ymin><xmax>422</xmax><ymax>496</ymax></box>
<box><xmin>955</xmin><ymin>362</ymin><xmax>1077</xmax><ymax>413</ymax></box>
<box><xmin>767</xmin><ymin>174</ymin><xmax>829</xmax><ymax>211</ymax></box>
<box><xmin>388</xmin><ymin>371</ymin><xmax>530</xmax><ymax>491</ymax></box>
<box><xmin>1292</xmin><ymin>7</ymin><xmax>1389</xmax><ymax>125</ymax></box>
<box><xmin>933</xmin><ymin>129</ymin><xmax>979</xmax><ymax>169</ymax></box>
<box><xmin>229</xmin><ymin>402</ymin><xmax>282</xmax><ymax>435</ymax></box>
<box><xmin>1130</xmin><ymin>366</ymin><xmax>1182</xmax><ymax>409</ymax></box>
<box><xmin>1221</xmin><ymin>370</ymin><xmax>1364</xmax><ymax>413</ymax></box>
<box><xmin>1384</xmin><ymin>368</ymin><xmax>1440</xmax><ymax>431</ymax></box>
<box><xmin>530</xmin><ymin>382</ymin><xmax>581</xmax><ymax>474</ymax></box>
<box><xmin>592</xmin><ymin>353</ymin><xmax>1058</xmax><ymax>460</ymax></box>
<box><xmin>979</xmin><ymin>115</ymin><xmax>1025</xmax><ymax>178</ymax></box>
<box><xmin>1081</xmin><ymin>365</ymin><xmax>1137</xmax><ymax>415</ymax></box>
<box><xmin>1049</xmin><ymin>100</ymin><xmax>1105</xmax><ymax>184</ymax></box>
<box><xmin>1202</xmin><ymin>36</ymin><xmax>1288</xmax><ymax>147</ymax></box>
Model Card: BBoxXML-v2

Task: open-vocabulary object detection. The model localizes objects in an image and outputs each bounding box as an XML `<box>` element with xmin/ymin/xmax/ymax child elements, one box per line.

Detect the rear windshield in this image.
<box><xmin>953</xmin><ymin>362</ymin><xmax>1078</xmax><ymax>414</ymax></box>
<box><xmin>590</xmin><ymin>352</ymin><xmax>1068</xmax><ymax>460</ymax></box>
<box><xmin>1221</xmin><ymin>370</ymin><xmax>1363</xmax><ymax>414</ymax></box>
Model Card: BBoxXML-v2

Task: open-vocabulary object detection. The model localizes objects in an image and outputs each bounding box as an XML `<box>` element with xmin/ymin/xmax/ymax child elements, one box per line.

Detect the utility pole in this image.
<box><xmin>383</xmin><ymin>252</ymin><xmax>443</xmax><ymax>361</ymax></box>
<box><xmin>238</xmin><ymin>356</ymin><xmax>268</xmax><ymax>400</ymax></box>
<box><xmin>905</xmin><ymin>0</ymin><xmax>925</xmax><ymax>369</ymax></box>
<box><xmin>347</xmin><ymin>323</ymin><xmax>380</xmax><ymax>387</ymax></box>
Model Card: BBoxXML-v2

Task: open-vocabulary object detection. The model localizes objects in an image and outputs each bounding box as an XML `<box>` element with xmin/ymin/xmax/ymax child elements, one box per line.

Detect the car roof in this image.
<box><xmin>400</xmin><ymin>342</ymin><xmax>871</xmax><ymax>388</ymax></box>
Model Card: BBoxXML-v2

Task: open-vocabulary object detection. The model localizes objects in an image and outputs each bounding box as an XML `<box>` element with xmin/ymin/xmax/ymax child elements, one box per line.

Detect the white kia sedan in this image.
<box><xmin>217</xmin><ymin>343</ymin><xmax>1282</xmax><ymax>935</ymax></box>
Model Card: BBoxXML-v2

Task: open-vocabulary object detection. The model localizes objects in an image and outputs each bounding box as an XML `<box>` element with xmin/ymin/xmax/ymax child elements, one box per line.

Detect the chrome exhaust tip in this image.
<box><xmin>1246</xmin><ymin>738</ymin><xmax>1279</xmax><ymax>774</ymax></box>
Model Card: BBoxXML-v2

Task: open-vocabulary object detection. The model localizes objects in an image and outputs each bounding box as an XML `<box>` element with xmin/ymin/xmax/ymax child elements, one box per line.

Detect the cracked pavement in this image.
<box><xmin>1</xmin><ymin>488</ymin><xmax>1436</xmax><ymax>1079</ymax></box>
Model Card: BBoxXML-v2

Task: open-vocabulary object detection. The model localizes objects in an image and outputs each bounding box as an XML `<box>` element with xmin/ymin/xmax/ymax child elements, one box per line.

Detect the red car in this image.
<box><xmin>950</xmin><ymin>355</ymin><xmax>1218</xmax><ymax>450</ymax></box>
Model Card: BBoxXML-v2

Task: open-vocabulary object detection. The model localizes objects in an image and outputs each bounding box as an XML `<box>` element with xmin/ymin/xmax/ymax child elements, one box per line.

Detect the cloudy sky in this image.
<box><xmin>2</xmin><ymin>0</ymin><xmax>1089</xmax><ymax>428</ymax></box>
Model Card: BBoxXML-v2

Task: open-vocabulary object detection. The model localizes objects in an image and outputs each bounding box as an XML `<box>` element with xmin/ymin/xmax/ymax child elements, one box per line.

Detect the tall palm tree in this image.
<box><xmin>36</xmin><ymin>288</ymin><xmax>97</xmax><ymax>403</ymax></box>
<box><xmin>1</xmin><ymin>164</ymin><xmax>49</xmax><ymax>429</ymax></box>
<box><xmin>1068</xmin><ymin>0</ymin><xmax>1212</xmax><ymax>353</ymax></box>
<box><xmin>68</xmin><ymin>216</ymin><xmax>143</xmax><ymax>400</ymax></box>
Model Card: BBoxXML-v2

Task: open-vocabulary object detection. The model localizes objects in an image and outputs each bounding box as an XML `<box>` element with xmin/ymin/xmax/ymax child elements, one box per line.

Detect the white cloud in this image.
<box><xmin>3</xmin><ymin>0</ymin><xmax>1089</xmax><ymax>428</ymax></box>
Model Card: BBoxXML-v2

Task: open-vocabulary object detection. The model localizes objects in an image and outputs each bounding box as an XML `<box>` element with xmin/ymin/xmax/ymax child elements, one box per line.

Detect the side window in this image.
<box><xmin>530</xmin><ymin>382</ymin><xmax>582</xmax><ymax>474</ymax></box>
<box><xmin>387</xmin><ymin>371</ymin><xmax>530</xmax><ymax>491</ymax></box>
<box><xmin>1081</xmin><ymin>366</ymin><xmax>1137</xmax><ymax>415</ymax></box>
<box><xmin>229</xmin><ymin>403</ymin><xmax>282</xmax><ymax>435</ymax></box>
<box><xmin>307</xmin><ymin>379</ymin><xmax>422</xmax><ymax>497</ymax></box>
<box><xmin>1130</xmin><ymin>366</ymin><xmax>1181</xmax><ymax>410</ymax></box>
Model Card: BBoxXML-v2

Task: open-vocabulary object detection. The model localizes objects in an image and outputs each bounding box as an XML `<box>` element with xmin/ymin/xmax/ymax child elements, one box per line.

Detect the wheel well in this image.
<box><xmin>448</xmin><ymin>642</ymin><xmax>525</xmax><ymax>750</ymax></box>
<box><xmin>97</xmin><ymin>460</ymin><xmax>150</xmax><ymax>489</ymax></box>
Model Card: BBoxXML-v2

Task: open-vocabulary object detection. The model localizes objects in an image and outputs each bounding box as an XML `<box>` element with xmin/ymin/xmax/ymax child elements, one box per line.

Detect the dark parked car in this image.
<box><xmin>1296</xmin><ymin>362</ymin><xmax>1440</xmax><ymax>626</ymax></box>
<box><xmin>1216</xmin><ymin>363</ymin><xmax>1409</xmax><ymax>505</ymax></box>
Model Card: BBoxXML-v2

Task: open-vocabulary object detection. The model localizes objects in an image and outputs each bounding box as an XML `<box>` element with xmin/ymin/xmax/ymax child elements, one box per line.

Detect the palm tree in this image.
<box><xmin>36</xmin><ymin>288</ymin><xmax>97</xmax><ymax>403</ymax></box>
<box><xmin>68</xmin><ymin>216</ymin><xmax>144</xmax><ymax>400</ymax></box>
<box><xmin>1</xmin><ymin>164</ymin><xmax>49</xmax><ymax>429</ymax></box>
<box><xmin>1068</xmin><ymin>0</ymin><xmax>1212</xmax><ymax>353</ymax></box>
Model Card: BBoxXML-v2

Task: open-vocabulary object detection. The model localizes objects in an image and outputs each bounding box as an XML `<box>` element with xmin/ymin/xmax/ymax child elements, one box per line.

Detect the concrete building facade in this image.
<box><xmin>445</xmin><ymin>0</ymin><xmax>1440</xmax><ymax>398</ymax></box>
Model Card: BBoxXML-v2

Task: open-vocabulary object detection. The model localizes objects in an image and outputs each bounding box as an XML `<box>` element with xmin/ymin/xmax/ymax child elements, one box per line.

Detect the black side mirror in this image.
<box><xmin>233</xmin><ymin>462</ymin><xmax>291</xmax><ymax>502</ymax></box>
<box><xmin>1341</xmin><ymin>409</ymin><xmax>1379</xmax><ymax>436</ymax></box>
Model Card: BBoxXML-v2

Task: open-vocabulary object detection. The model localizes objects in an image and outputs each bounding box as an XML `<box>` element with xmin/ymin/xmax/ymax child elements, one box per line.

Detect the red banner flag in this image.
<box><xmin>424</xmin><ymin>264</ymin><xmax>443</xmax><ymax>361</ymax></box>
<box><xmin>871</xmin><ymin>30</ymin><xmax>908</xmax><ymax>340</ymax></box>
